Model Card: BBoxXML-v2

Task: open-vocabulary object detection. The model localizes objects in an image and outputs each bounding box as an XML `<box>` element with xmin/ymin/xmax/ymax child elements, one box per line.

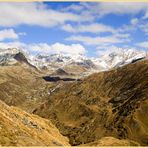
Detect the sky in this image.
<box><xmin>0</xmin><ymin>2</ymin><xmax>148</xmax><ymax>57</ymax></box>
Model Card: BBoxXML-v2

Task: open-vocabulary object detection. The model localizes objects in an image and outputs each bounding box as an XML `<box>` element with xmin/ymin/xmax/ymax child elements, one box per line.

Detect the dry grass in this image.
<box><xmin>0</xmin><ymin>63</ymin><xmax>55</xmax><ymax>113</ymax></box>
<box><xmin>0</xmin><ymin>100</ymin><xmax>70</xmax><ymax>146</ymax></box>
<box><xmin>34</xmin><ymin>60</ymin><xmax>148</xmax><ymax>146</ymax></box>
<box><xmin>81</xmin><ymin>137</ymin><xmax>140</xmax><ymax>146</ymax></box>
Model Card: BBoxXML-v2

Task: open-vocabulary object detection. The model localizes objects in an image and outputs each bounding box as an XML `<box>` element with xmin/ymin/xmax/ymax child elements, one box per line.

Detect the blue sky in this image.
<box><xmin>0</xmin><ymin>2</ymin><xmax>147</xmax><ymax>57</ymax></box>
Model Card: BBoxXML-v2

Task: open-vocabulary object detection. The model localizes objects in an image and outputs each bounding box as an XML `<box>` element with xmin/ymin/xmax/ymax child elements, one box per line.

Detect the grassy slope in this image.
<box><xmin>0</xmin><ymin>100</ymin><xmax>70</xmax><ymax>146</ymax></box>
<box><xmin>81</xmin><ymin>137</ymin><xmax>140</xmax><ymax>146</ymax></box>
<box><xmin>0</xmin><ymin>63</ymin><xmax>56</xmax><ymax>113</ymax></box>
<box><xmin>34</xmin><ymin>60</ymin><xmax>148</xmax><ymax>146</ymax></box>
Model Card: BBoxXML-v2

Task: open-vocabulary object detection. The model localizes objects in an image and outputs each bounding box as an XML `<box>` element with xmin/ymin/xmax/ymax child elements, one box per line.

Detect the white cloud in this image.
<box><xmin>70</xmin><ymin>2</ymin><xmax>148</xmax><ymax>18</ymax></box>
<box><xmin>18</xmin><ymin>32</ymin><xmax>27</xmax><ymax>36</ymax></box>
<box><xmin>0</xmin><ymin>29</ymin><xmax>19</xmax><ymax>41</ymax></box>
<box><xmin>0</xmin><ymin>2</ymin><xmax>147</xmax><ymax>29</ymax></box>
<box><xmin>0</xmin><ymin>41</ymin><xmax>86</xmax><ymax>56</ymax></box>
<box><xmin>66</xmin><ymin>34</ymin><xmax>130</xmax><ymax>46</ymax></box>
<box><xmin>98</xmin><ymin>3</ymin><xmax>148</xmax><ymax>16</ymax></box>
<box><xmin>28</xmin><ymin>42</ymin><xmax>86</xmax><ymax>55</ymax></box>
<box><xmin>61</xmin><ymin>24</ymin><xmax>76</xmax><ymax>33</ymax></box>
<box><xmin>0</xmin><ymin>41</ymin><xmax>25</xmax><ymax>49</ymax></box>
<box><xmin>140</xmin><ymin>22</ymin><xmax>148</xmax><ymax>35</ymax></box>
<box><xmin>113</xmin><ymin>33</ymin><xmax>130</xmax><ymax>38</ymax></box>
<box><xmin>136</xmin><ymin>41</ymin><xmax>148</xmax><ymax>48</ymax></box>
<box><xmin>117</xmin><ymin>24</ymin><xmax>136</xmax><ymax>34</ymax></box>
<box><xmin>1</xmin><ymin>2</ymin><xmax>147</xmax><ymax>28</ymax></box>
<box><xmin>96</xmin><ymin>45</ymin><xmax>119</xmax><ymax>55</ymax></box>
<box><xmin>143</xmin><ymin>11</ymin><xmax>148</xmax><ymax>19</ymax></box>
<box><xmin>62</xmin><ymin>23</ymin><xmax>115</xmax><ymax>34</ymax></box>
<box><xmin>63</xmin><ymin>4</ymin><xmax>84</xmax><ymax>12</ymax></box>
<box><xmin>130</xmin><ymin>18</ymin><xmax>139</xmax><ymax>25</ymax></box>
<box><xmin>119</xmin><ymin>18</ymin><xmax>148</xmax><ymax>35</ymax></box>
<box><xmin>0</xmin><ymin>2</ymin><xmax>89</xmax><ymax>27</ymax></box>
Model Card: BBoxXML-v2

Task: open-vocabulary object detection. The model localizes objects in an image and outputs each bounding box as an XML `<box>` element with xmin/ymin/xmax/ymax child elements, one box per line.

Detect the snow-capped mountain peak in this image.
<box><xmin>99</xmin><ymin>48</ymin><xmax>147</xmax><ymax>68</ymax></box>
<box><xmin>0</xmin><ymin>48</ymin><xmax>34</xmax><ymax>67</ymax></box>
<box><xmin>0</xmin><ymin>48</ymin><xmax>147</xmax><ymax>74</ymax></box>
<box><xmin>0</xmin><ymin>48</ymin><xmax>20</xmax><ymax>55</ymax></box>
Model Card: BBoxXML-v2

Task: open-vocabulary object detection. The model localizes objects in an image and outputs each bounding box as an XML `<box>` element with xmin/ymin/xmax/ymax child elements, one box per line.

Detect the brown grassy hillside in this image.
<box><xmin>81</xmin><ymin>137</ymin><xmax>140</xmax><ymax>146</ymax></box>
<box><xmin>0</xmin><ymin>63</ymin><xmax>56</xmax><ymax>113</ymax></box>
<box><xmin>0</xmin><ymin>100</ymin><xmax>70</xmax><ymax>146</ymax></box>
<box><xmin>34</xmin><ymin>59</ymin><xmax>148</xmax><ymax>146</ymax></box>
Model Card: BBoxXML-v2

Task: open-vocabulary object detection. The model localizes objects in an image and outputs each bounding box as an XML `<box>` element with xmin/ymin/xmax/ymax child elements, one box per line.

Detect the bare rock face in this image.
<box><xmin>34</xmin><ymin>60</ymin><xmax>148</xmax><ymax>146</ymax></box>
<box><xmin>14</xmin><ymin>52</ymin><xmax>37</xmax><ymax>69</ymax></box>
<box><xmin>14</xmin><ymin>52</ymin><xmax>29</xmax><ymax>64</ymax></box>
<box><xmin>0</xmin><ymin>100</ymin><xmax>70</xmax><ymax>146</ymax></box>
<box><xmin>0</xmin><ymin>48</ymin><xmax>35</xmax><ymax>68</ymax></box>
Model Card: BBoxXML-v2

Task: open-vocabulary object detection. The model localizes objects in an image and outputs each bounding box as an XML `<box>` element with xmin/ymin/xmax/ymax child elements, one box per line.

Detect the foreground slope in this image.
<box><xmin>34</xmin><ymin>59</ymin><xmax>148</xmax><ymax>146</ymax></box>
<box><xmin>81</xmin><ymin>137</ymin><xmax>139</xmax><ymax>146</ymax></box>
<box><xmin>0</xmin><ymin>100</ymin><xmax>70</xmax><ymax>146</ymax></box>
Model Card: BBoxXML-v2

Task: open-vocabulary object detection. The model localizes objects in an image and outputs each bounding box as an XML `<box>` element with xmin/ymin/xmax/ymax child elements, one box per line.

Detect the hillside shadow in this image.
<box><xmin>42</xmin><ymin>76</ymin><xmax>81</xmax><ymax>82</ymax></box>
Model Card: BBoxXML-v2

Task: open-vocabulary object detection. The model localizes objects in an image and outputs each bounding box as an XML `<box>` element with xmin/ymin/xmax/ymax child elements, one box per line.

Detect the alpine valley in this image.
<box><xmin>0</xmin><ymin>47</ymin><xmax>147</xmax><ymax>146</ymax></box>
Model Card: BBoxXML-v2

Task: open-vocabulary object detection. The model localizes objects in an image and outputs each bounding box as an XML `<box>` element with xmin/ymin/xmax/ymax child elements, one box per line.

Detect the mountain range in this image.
<box><xmin>0</xmin><ymin>48</ymin><xmax>147</xmax><ymax>77</ymax></box>
<box><xmin>0</xmin><ymin>47</ymin><xmax>147</xmax><ymax>146</ymax></box>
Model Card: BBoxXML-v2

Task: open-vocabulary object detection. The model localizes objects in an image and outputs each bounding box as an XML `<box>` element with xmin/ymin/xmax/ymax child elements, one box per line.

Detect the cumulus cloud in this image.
<box><xmin>140</xmin><ymin>22</ymin><xmax>148</xmax><ymax>35</ymax></box>
<box><xmin>136</xmin><ymin>41</ymin><xmax>148</xmax><ymax>48</ymax></box>
<box><xmin>0</xmin><ymin>2</ymin><xmax>89</xmax><ymax>27</ymax></box>
<box><xmin>0</xmin><ymin>41</ymin><xmax>25</xmax><ymax>49</ymax></box>
<box><xmin>143</xmin><ymin>11</ymin><xmax>148</xmax><ymax>19</ymax></box>
<box><xmin>113</xmin><ymin>33</ymin><xmax>131</xmax><ymax>38</ymax></box>
<box><xmin>95</xmin><ymin>45</ymin><xmax>119</xmax><ymax>55</ymax></box>
<box><xmin>66</xmin><ymin>34</ymin><xmax>130</xmax><ymax>46</ymax></box>
<box><xmin>27</xmin><ymin>42</ymin><xmax>86</xmax><ymax>55</ymax></box>
<box><xmin>62</xmin><ymin>23</ymin><xmax>115</xmax><ymax>34</ymax></box>
<box><xmin>63</xmin><ymin>4</ymin><xmax>84</xmax><ymax>12</ymax></box>
<box><xmin>97</xmin><ymin>3</ymin><xmax>148</xmax><ymax>16</ymax></box>
<box><xmin>0</xmin><ymin>41</ymin><xmax>86</xmax><ymax>56</ymax></box>
<box><xmin>66</xmin><ymin>2</ymin><xmax>148</xmax><ymax>18</ymax></box>
<box><xmin>1</xmin><ymin>2</ymin><xmax>147</xmax><ymax>28</ymax></box>
<box><xmin>0</xmin><ymin>29</ymin><xmax>19</xmax><ymax>41</ymax></box>
<box><xmin>130</xmin><ymin>18</ymin><xmax>139</xmax><ymax>25</ymax></box>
